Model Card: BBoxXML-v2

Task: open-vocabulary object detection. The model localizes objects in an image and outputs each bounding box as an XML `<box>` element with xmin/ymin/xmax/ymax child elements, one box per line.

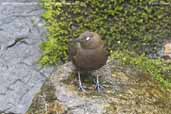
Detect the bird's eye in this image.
<box><xmin>86</xmin><ymin>37</ymin><xmax>90</xmax><ymax>41</ymax></box>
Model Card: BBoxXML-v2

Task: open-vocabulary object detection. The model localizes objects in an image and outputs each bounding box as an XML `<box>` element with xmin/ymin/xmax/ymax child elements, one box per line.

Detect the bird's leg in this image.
<box><xmin>78</xmin><ymin>72</ymin><xmax>85</xmax><ymax>92</ymax></box>
<box><xmin>95</xmin><ymin>75</ymin><xmax>103</xmax><ymax>92</ymax></box>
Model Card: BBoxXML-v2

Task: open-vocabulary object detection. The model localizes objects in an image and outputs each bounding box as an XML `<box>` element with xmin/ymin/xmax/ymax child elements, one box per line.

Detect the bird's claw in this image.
<box><xmin>78</xmin><ymin>85</ymin><xmax>86</xmax><ymax>92</ymax></box>
<box><xmin>95</xmin><ymin>83</ymin><xmax>104</xmax><ymax>92</ymax></box>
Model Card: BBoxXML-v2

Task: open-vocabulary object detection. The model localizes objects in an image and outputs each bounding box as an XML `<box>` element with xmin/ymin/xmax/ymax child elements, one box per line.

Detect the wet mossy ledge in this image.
<box><xmin>111</xmin><ymin>51</ymin><xmax>171</xmax><ymax>89</ymax></box>
<box><xmin>27</xmin><ymin>62</ymin><xmax>171</xmax><ymax>114</ymax></box>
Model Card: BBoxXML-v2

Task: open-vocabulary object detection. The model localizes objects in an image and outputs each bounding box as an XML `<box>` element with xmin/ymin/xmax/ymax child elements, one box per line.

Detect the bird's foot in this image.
<box><xmin>78</xmin><ymin>85</ymin><xmax>86</xmax><ymax>92</ymax></box>
<box><xmin>95</xmin><ymin>83</ymin><xmax>104</xmax><ymax>92</ymax></box>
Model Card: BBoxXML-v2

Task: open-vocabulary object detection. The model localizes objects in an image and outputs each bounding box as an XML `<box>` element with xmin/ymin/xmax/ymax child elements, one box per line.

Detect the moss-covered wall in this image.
<box><xmin>40</xmin><ymin>0</ymin><xmax>171</xmax><ymax>65</ymax></box>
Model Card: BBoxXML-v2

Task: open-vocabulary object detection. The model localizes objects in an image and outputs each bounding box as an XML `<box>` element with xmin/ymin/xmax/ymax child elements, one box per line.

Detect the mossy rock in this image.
<box><xmin>27</xmin><ymin>62</ymin><xmax>171</xmax><ymax>114</ymax></box>
<box><xmin>26</xmin><ymin>79</ymin><xmax>65</xmax><ymax>114</ymax></box>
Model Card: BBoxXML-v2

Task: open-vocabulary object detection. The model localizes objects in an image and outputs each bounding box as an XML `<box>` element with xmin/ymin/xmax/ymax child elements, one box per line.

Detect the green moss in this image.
<box><xmin>111</xmin><ymin>50</ymin><xmax>171</xmax><ymax>88</ymax></box>
<box><xmin>39</xmin><ymin>0</ymin><xmax>171</xmax><ymax>65</ymax></box>
<box><xmin>39</xmin><ymin>0</ymin><xmax>171</xmax><ymax>88</ymax></box>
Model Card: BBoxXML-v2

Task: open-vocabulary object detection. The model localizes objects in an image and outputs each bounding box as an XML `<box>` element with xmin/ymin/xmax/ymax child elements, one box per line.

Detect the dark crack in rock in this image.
<box><xmin>0</xmin><ymin>0</ymin><xmax>53</xmax><ymax>114</ymax></box>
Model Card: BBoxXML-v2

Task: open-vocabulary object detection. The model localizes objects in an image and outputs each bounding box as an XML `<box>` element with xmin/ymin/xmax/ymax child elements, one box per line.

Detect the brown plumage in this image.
<box><xmin>69</xmin><ymin>31</ymin><xmax>108</xmax><ymax>92</ymax></box>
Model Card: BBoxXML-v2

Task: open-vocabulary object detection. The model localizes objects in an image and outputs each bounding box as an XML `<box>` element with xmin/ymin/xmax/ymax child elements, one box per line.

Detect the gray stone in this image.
<box><xmin>0</xmin><ymin>0</ymin><xmax>53</xmax><ymax>114</ymax></box>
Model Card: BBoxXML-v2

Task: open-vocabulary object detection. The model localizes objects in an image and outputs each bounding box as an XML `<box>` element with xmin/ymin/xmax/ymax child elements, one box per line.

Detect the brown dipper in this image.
<box><xmin>69</xmin><ymin>31</ymin><xmax>108</xmax><ymax>92</ymax></box>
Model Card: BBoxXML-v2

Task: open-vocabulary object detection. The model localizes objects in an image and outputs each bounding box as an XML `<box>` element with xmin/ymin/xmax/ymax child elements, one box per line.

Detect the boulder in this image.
<box><xmin>0</xmin><ymin>0</ymin><xmax>53</xmax><ymax>113</ymax></box>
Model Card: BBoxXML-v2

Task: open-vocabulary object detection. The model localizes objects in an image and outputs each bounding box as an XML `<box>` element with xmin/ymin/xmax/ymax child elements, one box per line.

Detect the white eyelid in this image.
<box><xmin>86</xmin><ymin>37</ymin><xmax>90</xmax><ymax>41</ymax></box>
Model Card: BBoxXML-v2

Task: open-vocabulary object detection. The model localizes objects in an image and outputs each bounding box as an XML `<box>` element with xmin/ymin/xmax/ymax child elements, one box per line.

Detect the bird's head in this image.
<box><xmin>71</xmin><ymin>31</ymin><xmax>103</xmax><ymax>49</ymax></box>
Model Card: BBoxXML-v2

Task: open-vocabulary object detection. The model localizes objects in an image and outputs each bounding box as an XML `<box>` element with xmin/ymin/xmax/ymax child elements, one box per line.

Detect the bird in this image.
<box><xmin>69</xmin><ymin>31</ymin><xmax>108</xmax><ymax>92</ymax></box>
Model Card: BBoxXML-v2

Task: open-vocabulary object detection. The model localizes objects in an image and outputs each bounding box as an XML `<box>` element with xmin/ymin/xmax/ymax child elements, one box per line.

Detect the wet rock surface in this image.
<box><xmin>27</xmin><ymin>62</ymin><xmax>171</xmax><ymax>114</ymax></box>
<box><xmin>0</xmin><ymin>0</ymin><xmax>53</xmax><ymax>114</ymax></box>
